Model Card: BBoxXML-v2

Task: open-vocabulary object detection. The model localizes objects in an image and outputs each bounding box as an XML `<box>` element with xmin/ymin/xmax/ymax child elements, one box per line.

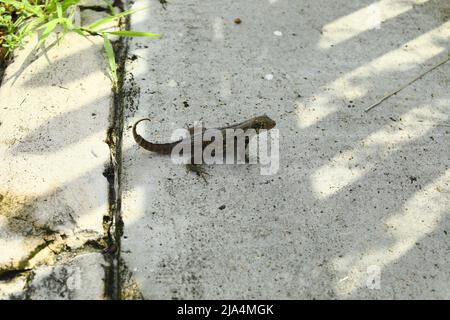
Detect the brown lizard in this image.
<box><xmin>132</xmin><ymin>115</ymin><xmax>276</xmax><ymax>181</ymax></box>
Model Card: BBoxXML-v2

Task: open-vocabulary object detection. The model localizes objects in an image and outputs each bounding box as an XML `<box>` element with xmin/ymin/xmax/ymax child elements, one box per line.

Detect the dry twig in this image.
<box><xmin>365</xmin><ymin>54</ymin><xmax>450</xmax><ymax>112</ymax></box>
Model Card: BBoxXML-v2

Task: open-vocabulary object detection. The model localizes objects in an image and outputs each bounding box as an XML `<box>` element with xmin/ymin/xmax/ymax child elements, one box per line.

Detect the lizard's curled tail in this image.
<box><xmin>132</xmin><ymin>118</ymin><xmax>177</xmax><ymax>155</ymax></box>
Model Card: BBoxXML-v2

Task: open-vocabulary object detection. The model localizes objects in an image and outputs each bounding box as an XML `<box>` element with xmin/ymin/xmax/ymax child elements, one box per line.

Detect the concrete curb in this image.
<box><xmin>0</xmin><ymin>8</ymin><xmax>116</xmax><ymax>298</ymax></box>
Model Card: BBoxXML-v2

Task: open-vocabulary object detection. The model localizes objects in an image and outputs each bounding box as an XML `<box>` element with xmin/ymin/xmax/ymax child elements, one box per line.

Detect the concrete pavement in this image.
<box><xmin>120</xmin><ymin>0</ymin><xmax>450</xmax><ymax>299</ymax></box>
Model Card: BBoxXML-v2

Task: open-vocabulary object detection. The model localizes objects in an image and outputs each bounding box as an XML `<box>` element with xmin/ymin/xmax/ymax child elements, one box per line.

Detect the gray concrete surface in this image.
<box><xmin>121</xmin><ymin>0</ymin><xmax>450</xmax><ymax>299</ymax></box>
<box><xmin>0</xmin><ymin>9</ymin><xmax>114</xmax><ymax>298</ymax></box>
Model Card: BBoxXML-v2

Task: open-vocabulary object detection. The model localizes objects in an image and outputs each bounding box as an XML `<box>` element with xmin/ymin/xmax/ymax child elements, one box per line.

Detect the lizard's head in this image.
<box><xmin>253</xmin><ymin>115</ymin><xmax>276</xmax><ymax>131</ymax></box>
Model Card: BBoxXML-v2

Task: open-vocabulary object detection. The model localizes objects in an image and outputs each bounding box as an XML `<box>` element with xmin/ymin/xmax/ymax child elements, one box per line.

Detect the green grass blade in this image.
<box><xmin>56</xmin><ymin>2</ymin><xmax>63</xmax><ymax>19</ymax></box>
<box><xmin>103</xmin><ymin>0</ymin><xmax>117</xmax><ymax>15</ymax></box>
<box><xmin>36</xmin><ymin>18</ymin><xmax>60</xmax><ymax>48</ymax></box>
<box><xmin>60</xmin><ymin>0</ymin><xmax>81</xmax><ymax>9</ymax></box>
<box><xmin>45</xmin><ymin>0</ymin><xmax>79</xmax><ymax>14</ymax></box>
<box><xmin>36</xmin><ymin>17</ymin><xmax>61</xmax><ymax>30</ymax></box>
<box><xmin>2</xmin><ymin>0</ymin><xmax>44</xmax><ymax>17</ymax></box>
<box><xmin>87</xmin><ymin>8</ymin><xmax>137</xmax><ymax>30</ymax></box>
<box><xmin>102</xmin><ymin>33</ymin><xmax>117</xmax><ymax>85</ymax></box>
<box><xmin>20</xmin><ymin>16</ymin><xmax>46</xmax><ymax>35</ymax></box>
<box><xmin>71</xmin><ymin>28</ymin><xmax>87</xmax><ymax>37</ymax></box>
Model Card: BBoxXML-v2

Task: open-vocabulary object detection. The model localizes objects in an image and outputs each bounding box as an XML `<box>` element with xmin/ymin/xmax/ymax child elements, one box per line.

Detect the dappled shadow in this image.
<box><xmin>20</xmin><ymin>42</ymin><xmax>110</xmax><ymax>88</ymax></box>
<box><xmin>10</xmin><ymin>96</ymin><xmax>109</xmax><ymax>155</ymax></box>
<box><xmin>5</xmin><ymin>37</ymin><xmax>60</xmax><ymax>87</ymax></box>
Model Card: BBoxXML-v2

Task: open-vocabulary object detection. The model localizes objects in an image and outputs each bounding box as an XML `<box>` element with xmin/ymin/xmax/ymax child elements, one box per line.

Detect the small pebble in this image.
<box><xmin>274</xmin><ymin>30</ymin><xmax>283</xmax><ymax>36</ymax></box>
<box><xmin>168</xmin><ymin>79</ymin><xmax>178</xmax><ymax>87</ymax></box>
<box><xmin>265</xmin><ymin>74</ymin><xmax>274</xmax><ymax>80</ymax></box>
<box><xmin>234</xmin><ymin>18</ymin><xmax>242</xmax><ymax>24</ymax></box>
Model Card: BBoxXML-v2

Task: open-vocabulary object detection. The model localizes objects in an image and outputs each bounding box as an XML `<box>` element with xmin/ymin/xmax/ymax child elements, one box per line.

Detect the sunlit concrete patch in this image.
<box><xmin>0</xmin><ymin>15</ymin><xmax>113</xmax><ymax>297</ymax></box>
<box><xmin>366</xmin><ymin>105</ymin><xmax>449</xmax><ymax>146</ymax></box>
<box><xmin>311</xmin><ymin>104</ymin><xmax>448</xmax><ymax>198</ymax></box>
<box><xmin>1</xmin><ymin>133</ymin><xmax>109</xmax><ymax>196</ymax></box>
<box><xmin>297</xmin><ymin>19</ymin><xmax>450</xmax><ymax>128</ymax></box>
<box><xmin>334</xmin><ymin>169</ymin><xmax>450</xmax><ymax>297</ymax></box>
<box><xmin>354</xmin><ymin>21</ymin><xmax>450</xmax><ymax>75</ymax></box>
<box><xmin>121</xmin><ymin>185</ymin><xmax>149</xmax><ymax>224</ymax></box>
<box><xmin>25</xmin><ymin>253</ymin><xmax>105</xmax><ymax>300</ymax></box>
<box><xmin>212</xmin><ymin>17</ymin><xmax>225</xmax><ymax>40</ymax></box>
<box><xmin>219</xmin><ymin>72</ymin><xmax>232</xmax><ymax>98</ymax></box>
<box><xmin>295</xmin><ymin>96</ymin><xmax>339</xmax><ymax>129</ymax></box>
<box><xmin>319</xmin><ymin>0</ymin><xmax>430</xmax><ymax>49</ymax></box>
<box><xmin>311</xmin><ymin>149</ymin><xmax>367</xmax><ymax>199</ymax></box>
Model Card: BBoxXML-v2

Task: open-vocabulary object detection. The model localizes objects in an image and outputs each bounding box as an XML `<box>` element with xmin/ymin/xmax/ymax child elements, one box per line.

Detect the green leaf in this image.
<box><xmin>71</xmin><ymin>27</ymin><xmax>87</xmax><ymax>37</ymax></box>
<box><xmin>56</xmin><ymin>2</ymin><xmax>63</xmax><ymax>19</ymax></box>
<box><xmin>36</xmin><ymin>18</ymin><xmax>60</xmax><ymax>48</ymax></box>
<box><xmin>45</xmin><ymin>0</ymin><xmax>79</xmax><ymax>14</ymax></box>
<box><xmin>103</xmin><ymin>0</ymin><xmax>117</xmax><ymax>15</ymax></box>
<box><xmin>104</xmin><ymin>30</ymin><xmax>160</xmax><ymax>37</ymax></box>
<box><xmin>64</xmin><ymin>16</ymin><xmax>78</xmax><ymax>32</ymax></box>
<box><xmin>2</xmin><ymin>0</ymin><xmax>44</xmax><ymax>17</ymax></box>
<box><xmin>20</xmin><ymin>16</ymin><xmax>45</xmax><ymax>35</ymax></box>
<box><xmin>36</xmin><ymin>17</ymin><xmax>61</xmax><ymax>30</ymax></box>
<box><xmin>102</xmin><ymin>33</ymin><xmax>117</xmax><ymax>85</ymax></box>
<box><xmin>87</xmin><ymin>8</ymin><xmax>137</xmax><ymax>30</ymax></box>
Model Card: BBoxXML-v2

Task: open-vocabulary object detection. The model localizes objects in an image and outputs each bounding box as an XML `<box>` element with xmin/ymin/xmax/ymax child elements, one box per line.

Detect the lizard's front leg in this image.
<box><xmin>186</xmin><ymin>163</ymin><xmax>210</xmax><ymax>183</ymax></box>
<box><xmin>159</xmin><ymin>0</ymin><xmax>168</xmax><ymax>10</ymax></box>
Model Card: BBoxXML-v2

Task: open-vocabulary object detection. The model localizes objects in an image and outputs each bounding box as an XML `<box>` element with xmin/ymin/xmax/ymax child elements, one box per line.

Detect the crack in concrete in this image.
<box><xmin>103</xmin><ymin>0</ymin><xmax>129</xmax><ymax>300</ymax></box>
<box><xmin>0</xmin><ymin>235</ymin><xmax>106</xmax><ymax>284</ymax></box>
